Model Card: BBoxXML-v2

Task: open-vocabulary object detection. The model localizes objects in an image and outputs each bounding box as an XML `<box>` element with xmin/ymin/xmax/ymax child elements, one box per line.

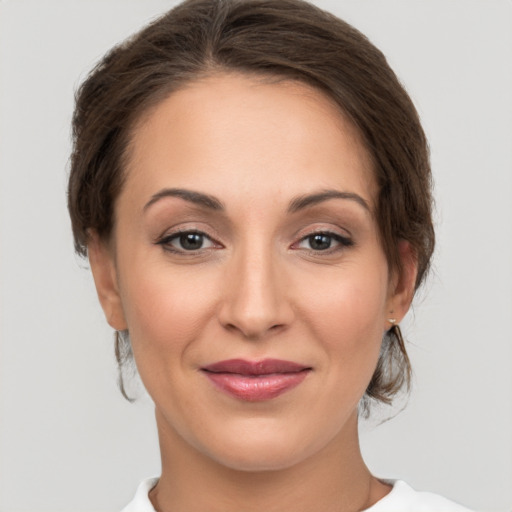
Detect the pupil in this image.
<box><xmin>181</xmin><ymin>233</ymin><xmax>203</xmax><ymax>250</ymax></box>
<box><xmin>310</xmin><ymin>234</ymin><xmax>331</xmax><ymax>250</ymax></box>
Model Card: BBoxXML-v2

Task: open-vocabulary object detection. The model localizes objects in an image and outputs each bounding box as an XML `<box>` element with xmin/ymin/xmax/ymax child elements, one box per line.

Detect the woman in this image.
<box><xmin>67</xmin><ymin>0</ymin><xmax>471</xmax><ymax>510</ymax></box>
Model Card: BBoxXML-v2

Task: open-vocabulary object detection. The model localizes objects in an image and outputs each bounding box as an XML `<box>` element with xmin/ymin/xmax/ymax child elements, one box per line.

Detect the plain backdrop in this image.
<box><xmin>0</xmin><ymin>1</ymin><xmax>511</xmax><ymax>511</ymax></box>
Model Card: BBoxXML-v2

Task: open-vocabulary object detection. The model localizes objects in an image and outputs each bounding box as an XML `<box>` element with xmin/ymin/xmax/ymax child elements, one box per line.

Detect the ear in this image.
<box><xmin>387</xmin><ymin>240</ymin><xmax>418</xmax><ymax>323</ymax></box>
<box><xmin>87</xmin><ymin>231</ymin><xmax>128</xmax><ymax>331</ymax></box>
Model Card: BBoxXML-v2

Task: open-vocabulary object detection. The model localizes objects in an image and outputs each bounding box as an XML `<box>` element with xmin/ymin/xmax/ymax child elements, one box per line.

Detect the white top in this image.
<box><xmin>121</xmin><ymin>477</ymin><xmax>473</xmax><ymax>511</ymax></box>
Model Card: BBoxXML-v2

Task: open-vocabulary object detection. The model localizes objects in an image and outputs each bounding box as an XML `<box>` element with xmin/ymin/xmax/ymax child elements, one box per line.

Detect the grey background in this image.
<box><xmin>0</xmin><ymin>1</ymin><xmax>511</xmax><ymax>511</ymax></box>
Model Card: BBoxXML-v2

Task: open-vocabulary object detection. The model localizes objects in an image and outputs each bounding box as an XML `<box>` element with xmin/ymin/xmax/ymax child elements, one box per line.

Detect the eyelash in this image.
<box><xmin>156</xmin><ymin>230</ymin><xmax>220</xmax><ymax>254</ymax></box>
<box><xmin>294</xmin><ymin>231</ymin><xmax>354</xmax><ymax>253</ymax></box>
<box><xmin>156</xmin><ymin>229</ymin><xmax>354</xmax><ymax>255</ymax></box>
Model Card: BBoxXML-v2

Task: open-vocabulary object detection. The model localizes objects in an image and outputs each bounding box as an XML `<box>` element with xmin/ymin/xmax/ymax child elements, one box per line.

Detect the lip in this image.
<box><xmin>201</xmin><ymin>359</ymin><xmax>312</xmax><ymax>402</ymax></box>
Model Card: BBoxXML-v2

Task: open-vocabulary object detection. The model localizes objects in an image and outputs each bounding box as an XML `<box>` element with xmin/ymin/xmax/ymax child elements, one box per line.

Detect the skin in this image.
<box><xmin>89</xmin><ymin>73</ymin><xmax>417</xmax><ymax>512</ymax></box>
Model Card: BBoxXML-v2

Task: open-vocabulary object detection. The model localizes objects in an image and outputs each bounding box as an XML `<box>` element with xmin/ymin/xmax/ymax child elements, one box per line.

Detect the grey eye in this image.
<box><xmin>177</xmin><ymin>233</ymin><xmax>205</xmax><ymax>250</ymax></box>
<box><xmin>307</xmin><ymin>233</ymin><xmax>333</xmax><ymax>250</ymax></box>
<box><xmin>296</xmin><ymin>232</ymin><xmax>353</xmax><ymax>252</ymax></box>
<box><xmin>161</xmin><ymin>231</ymin><xmax>216</xmax><ymax>252</ymax></box>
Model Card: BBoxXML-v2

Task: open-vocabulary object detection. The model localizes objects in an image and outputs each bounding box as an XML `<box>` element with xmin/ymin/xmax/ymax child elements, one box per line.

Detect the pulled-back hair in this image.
<box><xmin>68</xmin><ymin>0</ymin><xmax>434</xmax><ymax>412</ymax></box>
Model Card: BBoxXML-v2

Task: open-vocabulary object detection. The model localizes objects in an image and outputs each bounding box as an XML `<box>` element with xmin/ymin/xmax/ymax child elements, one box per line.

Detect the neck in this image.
<box><xmin>149</xmin><ymin>409</ymin><xmax>390</xmax><ymax>512</ymax></box>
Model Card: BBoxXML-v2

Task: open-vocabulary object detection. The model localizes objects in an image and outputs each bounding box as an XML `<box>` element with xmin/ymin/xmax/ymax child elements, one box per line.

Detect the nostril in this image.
<box><xmin>224</xmin><ymin>323</ymin><xmax>239</xmax><ymax>333</ymax></box>
<box><xmin>221</xmin><ymin>321</ymin><xmax>285</xmax><ymax>341</ymax></box>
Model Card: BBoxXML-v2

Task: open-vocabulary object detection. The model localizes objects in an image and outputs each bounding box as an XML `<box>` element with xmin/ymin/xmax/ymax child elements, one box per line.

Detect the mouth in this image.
<box><xmin>201</xmin><ymin>359</ymin><xmax>312</xmax><ymax>402</ymax></box>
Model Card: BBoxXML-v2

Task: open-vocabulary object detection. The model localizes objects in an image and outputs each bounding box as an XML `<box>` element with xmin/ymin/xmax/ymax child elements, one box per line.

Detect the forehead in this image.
<box><xmin>124</xmin><ymin>73</ymin><xmax>376</xmax><ymax>210</ymax></box>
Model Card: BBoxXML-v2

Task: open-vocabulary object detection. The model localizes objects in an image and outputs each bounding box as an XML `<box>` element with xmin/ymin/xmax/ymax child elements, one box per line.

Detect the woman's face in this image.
<box><xmin>90</xmin><ymin>73</ymin><xmax>414</xmax><ymax>471</ymax></box>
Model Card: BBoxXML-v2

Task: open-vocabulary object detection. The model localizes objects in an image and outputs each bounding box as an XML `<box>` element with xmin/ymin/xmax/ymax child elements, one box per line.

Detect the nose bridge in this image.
<box><xmin>220</xmin><ymin>236</ymin><xmax>291</xmax><ymax>339</ymax></box>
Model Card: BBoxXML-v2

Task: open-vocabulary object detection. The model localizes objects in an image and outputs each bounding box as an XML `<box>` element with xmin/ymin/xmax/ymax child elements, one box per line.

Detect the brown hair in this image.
<box><xmin>68</xmin><ymin>0</ymin><xmax>434</xmax><ymax>412</ymax></box>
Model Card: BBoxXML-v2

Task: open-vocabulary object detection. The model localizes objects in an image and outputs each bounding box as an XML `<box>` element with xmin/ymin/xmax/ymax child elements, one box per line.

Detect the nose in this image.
<box><xmin>218</xmin><ymin>245</ymin><xmax>294</xmax><ymax>340</ymax></box>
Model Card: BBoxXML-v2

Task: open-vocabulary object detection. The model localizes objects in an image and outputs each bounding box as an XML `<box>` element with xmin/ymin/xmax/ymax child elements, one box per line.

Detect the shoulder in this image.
<box><xmin>120</xmin><ymin>477</ymin><xmax>158</xmax><ymax>512</ymax></box>
<box><xmin>366</xmin><ymin>480</ymin><xmax>473</xmax><ymax>512</ymax></box>
<box><xmin>120</xmin><ymin>478</ymin><xmax>473</xmax><ymax>512</ymax></box>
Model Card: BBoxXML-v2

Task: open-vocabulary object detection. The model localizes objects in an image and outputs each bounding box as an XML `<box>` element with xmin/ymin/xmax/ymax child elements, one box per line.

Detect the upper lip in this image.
<box><xmin>201</xmin><ymin>358</ymin><xmax>311</xmax><ymax>375</ymax></box>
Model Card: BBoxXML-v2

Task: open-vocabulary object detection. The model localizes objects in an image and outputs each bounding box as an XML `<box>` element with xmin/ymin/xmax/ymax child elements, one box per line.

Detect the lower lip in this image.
<box><xmin>203</xmin><ymin>371</ymin><xmax>310</xmax><ymax>401</ymax></box>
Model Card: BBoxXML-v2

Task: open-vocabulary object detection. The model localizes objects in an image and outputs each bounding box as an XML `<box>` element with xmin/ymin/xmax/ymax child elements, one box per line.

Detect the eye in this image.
<box><xmin>296</xmin><ymin>232</ymin><xmax>353</xmax><ymax>252</ymax></box>
<box><xmin>157</xmin><ymin>230</ymin><xmax>216</xmax><ymax>252</ymax></box>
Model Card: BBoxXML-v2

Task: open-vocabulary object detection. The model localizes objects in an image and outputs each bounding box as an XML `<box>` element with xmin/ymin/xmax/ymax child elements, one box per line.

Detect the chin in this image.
<box><xmin>197</xmin><ymin>422</ymin><xmax>331</xmax><ymax>473</ymax></box>
<box><xmin>211</xmin><ymin>443</ymin><xmax>309</xmax><ymax>472</ymax></box>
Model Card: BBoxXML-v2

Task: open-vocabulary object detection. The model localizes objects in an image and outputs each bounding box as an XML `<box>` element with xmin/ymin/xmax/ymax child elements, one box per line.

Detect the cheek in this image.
<box><xmin>298</xmin><ymin>262</ymin><xmax>389</xmax><ymax>363</ymax></box>
<box><xmin>118</xmin><ymin>259</ymin><xmax>220</xmax><ymax>360</ymax></box>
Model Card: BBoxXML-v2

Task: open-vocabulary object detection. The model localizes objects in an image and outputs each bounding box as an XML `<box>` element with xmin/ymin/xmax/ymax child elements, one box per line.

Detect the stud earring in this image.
<box><xmin>388</xmin><ymin>318</ymin><xmax>397</xmax><ymax>324</ymax></box>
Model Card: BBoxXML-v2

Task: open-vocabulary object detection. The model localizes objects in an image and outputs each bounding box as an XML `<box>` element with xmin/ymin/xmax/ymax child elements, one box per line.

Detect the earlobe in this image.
<box><xmin>388</xmin><ymin>240</ymin><xmax>418</xmax><ymax>323</ymax></box>
<box><xmin>87</xmin><ymin>231</ymin><xmax>128</xmax><ymax>331</ymax></box>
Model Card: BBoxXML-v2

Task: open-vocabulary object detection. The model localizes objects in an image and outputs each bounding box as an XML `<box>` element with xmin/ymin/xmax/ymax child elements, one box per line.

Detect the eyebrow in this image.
<box><xmin>287</xmin><ymin>189</ymin><xmax>370</xmax><ymax>213</ymax></box>
<box><xmin>143</xmin><ymin>188</ymin><xmax>224</xmax><ymax>212</ymax></box>
<box><xmin>143</xmin><ymin>187</ymin><xmax>370</xmax><ymax>214</ymax></box>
